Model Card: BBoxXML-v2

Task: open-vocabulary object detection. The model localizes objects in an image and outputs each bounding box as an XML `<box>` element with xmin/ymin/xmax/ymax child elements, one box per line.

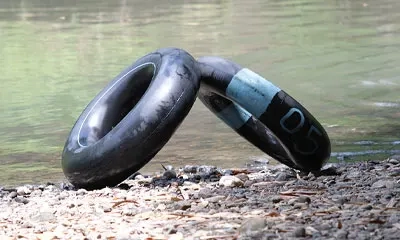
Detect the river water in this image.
<box><xmin>1</xmin><ymin>0</ymin><xmax>400</xmax><ymax>186</ymax></box>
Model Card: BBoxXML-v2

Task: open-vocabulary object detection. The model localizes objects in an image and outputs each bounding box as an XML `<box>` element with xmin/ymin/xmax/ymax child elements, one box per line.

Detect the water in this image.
<box><xmin>1</xmin><ymin>0</ymin><xmax>400</xmax><ymax>186</ymax></box>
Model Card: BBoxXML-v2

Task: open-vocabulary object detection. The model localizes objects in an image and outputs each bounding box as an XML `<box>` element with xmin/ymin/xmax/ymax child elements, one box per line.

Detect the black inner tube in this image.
<box><xmin>78</xmin><ymin>63</ymin><xmax>155</xmax><ymax>146</ymax></box>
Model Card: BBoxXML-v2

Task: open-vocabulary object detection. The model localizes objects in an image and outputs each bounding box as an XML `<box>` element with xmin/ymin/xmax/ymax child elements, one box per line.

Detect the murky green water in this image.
<box><xmin>1</xmin><ymin>0</ymin><xmax>400</xmax><ymax>186</ymax></box>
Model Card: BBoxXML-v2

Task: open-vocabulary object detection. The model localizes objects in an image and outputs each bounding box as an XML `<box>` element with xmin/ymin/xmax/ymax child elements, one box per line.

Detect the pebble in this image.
<box><xmin>0</xmin><ymin>160</ymin><xmax>399</xmax><ymax>239</ymax></box>
<box><xmin>8</xmin><ymin>191</ymin><xmax>17</xmax><ymax>198</ymax></box>
<box><xmin>218</xmin><ymin>176</ymin><xmax>244</xmax><ymax>187</ymax></box>
<box><xmin>239</xmin><ymin>217</ymin><xmax>266</xmax><ymax>233</ymax></box>
<box><xmin>371</xmin><ymin>180</ymin><xmax>397</xmax><ymax>189</ymax></box>
<box><xmin>275</xmin><ymin>172</ymin><xmax>293</xmax><ymax>181</ymax></box>
<box><xmin>17</xmin><ymin>186</ymin><xmax>31</xmax><ymax>195</ymax></box>
<box><xmin>15</xmin><ymin>196</ymin><xmax>29</xmax><ymax>204</ymax></box>
<box><xmin>293</xmin><ymin>227</ymin><xmax>307</xmax><ymax>237</ymax></box>
<box><xmin>76</xmin><ymin>189</ymin><xmax>88</xmax><ymax>195</ymax></box>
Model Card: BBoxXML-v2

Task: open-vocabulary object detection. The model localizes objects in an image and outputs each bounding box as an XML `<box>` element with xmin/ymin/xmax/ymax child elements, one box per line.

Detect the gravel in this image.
<box><xmin>1</xmin><ymin>158</ymin><xmax>399</xmax><ymax>239</ymax></box>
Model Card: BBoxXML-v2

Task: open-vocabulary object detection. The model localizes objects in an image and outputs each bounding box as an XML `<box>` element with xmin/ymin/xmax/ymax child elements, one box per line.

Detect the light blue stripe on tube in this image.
<box><xmin>226</xmin><ymin>68</ymin><xmax>281</xmax><ymax>118</ymax></box>
<box><xmin>215</xmin><ymin>103</ymin><xmax>251</xmax><ymax>130</ymax></box>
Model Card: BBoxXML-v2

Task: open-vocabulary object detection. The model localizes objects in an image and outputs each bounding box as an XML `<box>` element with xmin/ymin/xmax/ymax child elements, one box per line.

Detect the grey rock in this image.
<box><xmin>15</xmin><ymin>197</ymin><xmax>29</xmax><ymax>204</ymax></box>
<box><xmin>58</xmin><ymin>191</ymin><xmax>69</xmax><ymax>200</ymax></box>
<box><xmin>235</xmin><ymin>173</ymin><xmax>249</xmax><ymax>182</ymax></box>
<box><xmin>31</xmin><ymin>211</ymin><xmax>56</xmax><ymax>222</ymax></box>
<box><xmin>239</xmin><ymin>217</ymin><xmax>266</xmax><ymax>234</ymax></box>
<box><xmin>292</xmin><ymin>227</ymin><xmax>306</xmax><ymax>237</ymax></box>
<box><xmin>103</xmin><ymin>207</ymin><xmax>112</xmax><ymax>213</ymax></box>
<box><xmin>163</xmin><ymin>170</ymin><xmax>177</xmax><ymax>179</ymax></box>
<box><xmin>243</xmin><ymin>180</ymin><xmax>255</xmax><ymax>187</ymax></box>
<box><xmin>205</xmin><ymin>195</ymin><xmax>226</xmax><ymax>203</ymax></box>
<box><xmin>16</xmin><ymin>186</ymin><xmax>31</xmax><ymax>196</ymax></box>
<box><xmin>76</xmin><ymin>189</ymin><xmax>88</xmax><ymax>195</ymax></box>
<box><xmin>173</xmin><ymin>200</ymin><xmax>192</xmax><ymax>211</ymax></box>
<box><xmin>253</xmin><ymin>158</ymin><xmax>270</xmax><ymax>165</ymax></box>
<box><xmin>8</xmin><ymin>191</ymin><xmax>17</xmax><ymax>199</ymax></box>
<box><xmin>271</xmin><ymin>196</ymin><xmax>282</xmax><ymax>204</ymax></box>
<box><xmin>335</xmin><ymin>230</ymin><xmax>348</xmax><ymax>239</ymax></box>
<box><xmin>388</xmin><ymin>158</ymin><xmax>400</xmax><ymax>164</ymax></box>
<box><xmin>360</xmin><ymin>204</ymin><xmax>373</xmax><ymax>210</ymax></box>
<box><xmin>183</xmin><ymin>165</ymin><xmax>198</xmax><ymax>173</ymax></box>
<box><xmin>371</xmin><ymin>180</ymin><xmax>397</xmax><ymax>189</ymax></box>
<box><xmin>30</xmin><ymin>189</ymin><xmax>42</xmax><ymax>197</ymax></box>
<box><xmin>275</xmin><ymin>172</ymin><xmax>293</xmax><ymax>181</ymax></box>
<box><xmin>297</xmin><ymin>196</ymin><xmax>311</xmax><ymax>204</ymax></box>
<box><xmin>219</xmin><ymin>176</ymin><xmax>244</xmax><ymax>188</ymax></box>
<box><xmin>196</xmin><ymin>188</ymin><xmax>213</xmax><ymax>199</ymax></box>
<box><xmin>121</xmin><ymin>208</ymin><xmax>137</xmax><ymax>216</ymax></box>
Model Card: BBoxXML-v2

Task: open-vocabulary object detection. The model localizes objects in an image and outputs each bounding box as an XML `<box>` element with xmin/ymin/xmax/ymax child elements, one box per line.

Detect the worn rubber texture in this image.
<box><xmin>197</xmin><ymin>56</ymin><xmax>331</xmax><ymax>172</ymax></box>
<box><xmin>62</xmin><ymin>48</ymin><xmax>200</xmax><ymax>190</ymax></box>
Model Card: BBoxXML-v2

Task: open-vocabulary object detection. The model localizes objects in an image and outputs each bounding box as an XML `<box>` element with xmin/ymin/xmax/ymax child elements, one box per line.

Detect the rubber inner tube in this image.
<box><xmin>197</xmin><ymin>56</ymin><xmax>331</xmax><ymax>172</ymax></box>
<box><xmin>62</xmin><ymin>48</ymin><xmax>200</xmax><ymax>190</ymax></box>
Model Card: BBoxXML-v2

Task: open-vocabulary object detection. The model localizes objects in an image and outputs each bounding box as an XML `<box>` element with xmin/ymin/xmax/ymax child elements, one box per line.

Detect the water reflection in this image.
<box><xmin>1</xmin><ymin>0</ymin><xmax>400</xmax><ymax>186</ymax></box>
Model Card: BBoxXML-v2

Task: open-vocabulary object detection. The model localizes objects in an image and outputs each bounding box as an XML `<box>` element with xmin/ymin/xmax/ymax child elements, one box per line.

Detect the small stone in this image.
<box><xmin>156</xmin><ymin>204</ymin><xmax>166</xmax><ymax>210</ymax></box>
<box><xmin>169</xmin><ymin>232</ymin><xmax>184</xmax><ymax>240</ymax></box>
<box><xmin>288</xmin><ymin>198</ymin><xmax>297</xmax><ymax>205</ymax></box>
<box><xmin>8</xmin><ymin>191</ymin><xmax>17</xmax><ymax>198</ymax></box>
<box><xmin>137</xmin><ymin>177</ymin><xmax>153</xmax><ymax>184</ymax></box>
<box><xmin>21</xmin><ymin>221</ymin><xmax>34</xmax><ymax>228</ymax></box>
<box><xmin>121</xmin><ymin>208</ymin><xmax>137</xmax><ymax>216</ymax></box>
<box><xmin>335</xmin><ymin>230</ymin><xmax>348</xmax><ymax>239</ymax></box>
<box><xmin>335</xmin><ymin>197</ymin><xmax>349</xmax><ymax>205</ymax></box>
<box><xmin>205</xmin><ymin>195</ymin><xmax>226</xmax><ymax>203</ymax></box>
<box><xmin>134</xmin><ymin>175</ymin><xmax>145</xmax><ymax>180</ymax></box>
<box><xmin>76</xmin><ymin>189</ymin><xmax>87</xmax><ymax>195</ymax></box>
<box><xmin>388</xmin><ymin>158</ymin><xmax>400</xmax><ymax>164</ymax></box>
<box><xmin>254</xmin><ymin>158</ymin><xmax>270</xmax><ymax>165</ymax></box>
<box><xmin>371</xmin><ymin>180</ymin><xmax>397</xmax><ymax>189</ymax></box>
<box><xmin>58</xmin><ymin>191</ymin><xmax>69</xmax><ymax>200</ymax></box>
<box><xmin>235</xmin><ymin>173</ymin><xmax>249</xmax><ymax>182</ymax></box>
<box><xmin>31</xmin><ymin>211</ymin><xmax>56</xmax><ymax>222</ymax></box>
<box><xmin>219</xmin><ymin>176</ymin><xmax>244</xmax><ymax>188</ymax></box>
<box><xmin>360</xmin><ymin>204</ymin><xmax>373</xmax><ymax>210</ymax></box>
<box><xmin>297</xmin><ymin>196</ymin><xmax>311</xmax><ymax>204</ymax></box>
<box><xmin>276</xmin><ymin>172</ymin><xmax>293</xmax><ymax>181</ymax></box>
<box><xmin>30</xmin><ymin>189</ymin><xmax>42</xmax><ymax>197</ymax></box>
<box><xmin>67</xmin><ymin>203</ymin><xmax>75</xmax><ymax>208</ymax></box>
<box><xmin>239</xmin><ymin>217</ymin><xmax>266</xmax><ymax>233</ymax></box>
<box><xmin>44</xmin><ymin>185</ymin><xmax>58</xmax><ymax>192</ymax></box>
<box><xmin>293</xmin><ymin>227</ymin><xmax>306</xmax><ymax>237</ymax></box>
<box><xmin>174</xmin><ymin>201</ymin><xmax>191</xmax><ymax>211</ymax></box>
<box><xmin>319</xmin><ymin>166</ymin><xmax>341</xmax><ymax>176</ymax></box>
<box><xmin>35</xmin><ymin>231</ymin><xmax>58</xmax><ymax>240</ymax></box>
<box><xmin>163</xmin><ymin>170</ymin><xmax>177</xmax><ymax>180</ymax></box>
<box><xmin>244</xmin><ymin>180</ymin><xmax>255</xmax><ymax>187</ymax></box>
<box><xmin>17</xmin><ymin>186</ymin><xmax>31</xmax><ymax>195</ymax></box>
<box><xmin>15</xmin><ymin>197</ymin><xmax>29</xmax><ymax>204</ymax></box>
<box><xmin>196</xmin><ymin>188</ymin><xmax>213</xmax><ymax>199</ymax></box>
<box><xmin>103</xmin><ymin>207</ymin><xmax>112</xmax><ymax>213</ymax></box>
<box><xmin>305</xmin><ymin>226</ymin><xmax>319</xmax><ymax>235</ymax></box>
<box><xmin>183</xmin><ymin>165</ymin><xmax>198</xmax><ymax>173</ymax></box>
<box><xmin>271</xmin><ymin>196</ymin><xmax>282</xmax><ymax>203</ymax></box>
<box><xmin>117</xmin><ymin>183</ymin><xmax>130</xmax><ymax>190</ymax></box>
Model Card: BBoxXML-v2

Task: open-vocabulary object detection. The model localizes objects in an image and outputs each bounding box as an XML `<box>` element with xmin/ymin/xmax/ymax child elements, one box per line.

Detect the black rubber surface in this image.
<box><xmin>62</xmin><ymin>48</ymin><xmax>200</xmax><ymax>190</ymax></box>
<box><xmin>197</xmin><ymin>56</ymin><xmax>331</xmax><ymax>172</ymax></box>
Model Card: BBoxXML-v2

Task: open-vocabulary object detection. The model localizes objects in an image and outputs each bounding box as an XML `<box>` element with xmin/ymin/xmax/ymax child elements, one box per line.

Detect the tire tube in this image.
<box><xmin>62</xmin><ymin>48</ymin><xmax>200</xmax><ymax>190</ymax></box>
<box><xmin>197</xmin><ymin>56</ymin><xmax>331</xmax><ymax>172</ymax></box>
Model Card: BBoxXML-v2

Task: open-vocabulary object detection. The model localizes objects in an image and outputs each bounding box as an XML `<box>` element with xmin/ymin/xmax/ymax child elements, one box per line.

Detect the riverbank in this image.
<box><xmin>1</xmin><ymin>157</ymin><xmax>399</xmax><ymax>239</ymax></box>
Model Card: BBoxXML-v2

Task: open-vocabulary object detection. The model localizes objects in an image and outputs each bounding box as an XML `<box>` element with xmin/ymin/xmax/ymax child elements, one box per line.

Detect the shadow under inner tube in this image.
<box><xmin>197</xmin><ymin>56</ymin><xmax>331</xmax><ymax>172</ymax></box>
<box><xmin>62</xmin><ymin>48</ymin><xmax>200</xmax><ymax>190</ymax></box>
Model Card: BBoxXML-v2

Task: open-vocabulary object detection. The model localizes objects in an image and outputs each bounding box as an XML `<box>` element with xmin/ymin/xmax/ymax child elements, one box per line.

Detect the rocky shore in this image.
<box><xmin>1</xmin><ymin>157</ymin><xmax>399</xmax><ymax>240</ymax></box>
